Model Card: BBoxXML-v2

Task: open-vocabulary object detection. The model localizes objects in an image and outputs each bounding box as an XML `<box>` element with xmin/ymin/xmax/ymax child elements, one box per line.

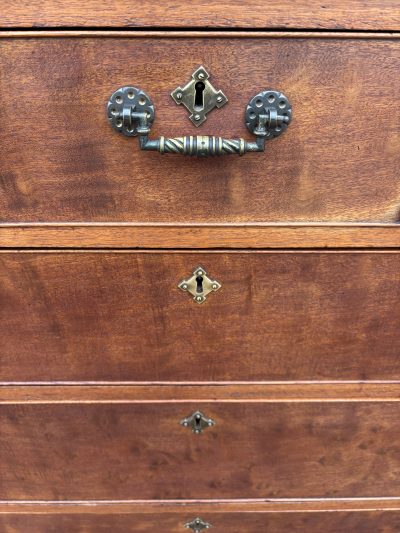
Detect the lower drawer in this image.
<box><xmin>1</xmin><ymin>509</ymin><xmax>400</xmax><ymax>533</ymax></box>
<box><xmin>2</xmin><ymin>250</ymin><xmax>400</xmax><ymax>381</ymax></box>
<box><xmin>2</xmin><ymin>401</ymin><xmax>400</xmax><ymax>500</ymax></box>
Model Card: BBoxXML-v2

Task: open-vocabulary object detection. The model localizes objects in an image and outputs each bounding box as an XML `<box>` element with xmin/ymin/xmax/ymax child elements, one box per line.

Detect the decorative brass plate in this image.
<box><xmin>171</xmin><ymin>66</ymin><xmax>227</xmax><ymax>126</ymax></box>
<box><xmin>180</xmin><ymin>411</ymin><xmax>216</xmax><ymax>434</ymax></box>
<box><xmin>178</xmin><ymin>266</ymin><xmax>221</xmax><ymax>304</ymax></box>
<box><xmin>185</xmin><ymin>518</ymin><xmax>212</xmax><ymax>532</ymax></box>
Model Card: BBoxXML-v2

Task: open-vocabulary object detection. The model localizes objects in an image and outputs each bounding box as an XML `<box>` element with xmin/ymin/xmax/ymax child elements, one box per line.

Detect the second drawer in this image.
<box><xmin>1</xmin><ymin>250</ymin><xmax>400</xmax><ymax>381</ymax></box>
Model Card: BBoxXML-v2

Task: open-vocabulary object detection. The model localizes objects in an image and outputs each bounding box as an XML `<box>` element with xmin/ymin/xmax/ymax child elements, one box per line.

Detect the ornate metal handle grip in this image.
<box><xmin>107</xmin><ymin>87</ymin><xmax>292</xmax><ymax>157</ymax></box>
<box><xmin>142</xmin><ymin>134</ymin><xmax>264</xmax><ymax>156</ymax></box>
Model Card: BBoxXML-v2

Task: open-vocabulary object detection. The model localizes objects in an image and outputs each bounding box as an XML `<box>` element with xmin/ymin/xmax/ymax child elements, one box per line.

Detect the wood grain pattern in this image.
<box><xmin>3</xmin><ymin>498</ymin><xmax>400</xmax><ymax>513</ymax></box>
<box><xmin>2</xmin><ymin>402</ymin><xmax>400</xmax><ymax>499</ymax></box>
<box><xmin>1</xmin><ymin>27</ymin><xmax>399</xmax><ymax>528</ymax></box>
<box><xmin>2</xmin><ymin>383</ymin><xmax>400</xmax><ymax>403</ymax></box>
<box><xmin>1</xmin><ymin>31</ymin><xmax>400</xmax><ymax>39</ymax></box>
<box><xmin>1</xmin><ymin>251</ymin><xmax>400</xmax><ymax>382</ymax></box>
<box><xmin>1</xmin><ymin>510</ymin><xmax>400</xmax><ymax>533</ymax></box>
<box><xmin>0</xmin><ymin>1</ymin><xmax>399</xmax><ymax>30</ymax></box>
<box><xmin>0</xmin><ymin>36</ymin><xmax>399</xmax><ymax>223</ymax></box>
<box><xmin>2</xmin><ymin>223</ymin><xmax>400</xmax><ymax>249</ymax></box>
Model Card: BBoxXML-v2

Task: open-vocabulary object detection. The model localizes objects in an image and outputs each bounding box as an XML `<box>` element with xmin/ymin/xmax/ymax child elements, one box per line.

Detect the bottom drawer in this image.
<box><xmin>1</xmin><ymin>509</ymin><xmax>400</xmax><ymax>533</ymax></box>
<box><xmin>2</xmin><ymin>401</ymin><xmax>400</xmax><ymax>499</ymax></box>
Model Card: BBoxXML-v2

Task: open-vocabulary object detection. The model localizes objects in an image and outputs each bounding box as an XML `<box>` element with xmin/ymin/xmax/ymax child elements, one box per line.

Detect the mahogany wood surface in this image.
<box><xmin>2</xmin><ymin>251</ymin><xmax>400</xmax><ymax>382</ymax></box>
<box><xmin>1</xmin><ymin>510</ymin><xmax>400</xmax><ymax>533</ymax></box>
<box><xmin>3</xmin><ymin>498</ymin><xmax>400</xmax><ymax>513</ymax></box>
<box><xmin>1</xmin><ymin>30</ymin><xmax>400</xmax><ymax>39</ymax></box>
<box><xmin>2</xmin><ymin>401</ymin><xmax>400</xmax><ymax>499</ymax></box>
<box><xmin>0</xmin><ymin>1</ymin><xmax>399</xmax><ymax>30</ymax></box>
<box><xmin>0</xmin><ymin>36</ymin><xmax>399</xmax><ymax>223</ymax></box>
<box><xmin>2</xmin><ymin>383</ymin><xmax>400</xmax><ymax>403</ymax></box>
<box><xmin>1</xmin><ymin>23</ymin><xmax>399</xmax><ymax>530</ymax></box>
<box><xmin>2</xmin><ymin>223</ymin><xmax>400</xmax><ymax>249</ymax></box>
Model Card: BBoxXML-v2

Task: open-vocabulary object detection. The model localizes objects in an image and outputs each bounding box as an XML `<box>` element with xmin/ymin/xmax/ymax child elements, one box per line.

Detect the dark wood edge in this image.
<box><xmin>1</xmin><ymin>498</ymin><xmax>400</xmax><ymax>514</ymax></box>
<box><xmin>0</xmin><ymin>31</ymin><xmax>399</xmax><ymax>39</ymax></box>
<box><xmin>1</xmin><ymin>225</ymin><xmax>399</xmax><ymax>248</ymax></box>
<box><xmin>1</xmin><ymin>383</ymin><xmax>400</xmax><ymax>403</ymax></box>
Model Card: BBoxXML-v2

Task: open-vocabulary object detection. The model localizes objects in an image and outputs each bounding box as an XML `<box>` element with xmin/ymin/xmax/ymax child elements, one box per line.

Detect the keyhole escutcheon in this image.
<box><xmin>178</xmin><ymin>266</ymin><xmax>221</xmax><ymax>304</ymax></box>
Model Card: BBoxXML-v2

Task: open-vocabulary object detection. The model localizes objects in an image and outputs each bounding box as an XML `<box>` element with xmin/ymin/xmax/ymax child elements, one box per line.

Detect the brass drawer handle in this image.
<box><xmin>107</xmin><ymin>86</ymin><xmax>292</xmax><ymax>157</ymax></box>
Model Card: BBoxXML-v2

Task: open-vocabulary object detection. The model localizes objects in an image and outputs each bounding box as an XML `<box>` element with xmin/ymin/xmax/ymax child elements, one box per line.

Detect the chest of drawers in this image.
<box><xmin>1</xmin><ymin>2</ymin><xmax>400</xmax><ymax>532</ymax></box>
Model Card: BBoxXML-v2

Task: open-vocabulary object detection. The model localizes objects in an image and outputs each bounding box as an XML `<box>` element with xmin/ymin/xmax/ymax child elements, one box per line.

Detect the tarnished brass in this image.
<box><xmin>171</xmin><ymin>66</ymin><xmax>227</xmax><ymax>126</ymax></box>
<box><xmin>180</xmin><ymin>411</ymin><xmax>216</xmax><ymax>434</ymax></box>
<box><xmin>185</xmin><ymin>518</ymin><xmax>212</xmax><ymax>532</ymax></box>
<box><xmin>156</xmin><ymin>135</ymin><xmax>251</xmax><ymax>156</ymax></box>
<box><xmin>107</xmin><ymin>86</ymin><xmax>292</xmax><ymax>157</ymax></box>
<box><xmin>178</xmin><ymin>266</ymin><xmax>221</xmax><ymax>304</ymax></box>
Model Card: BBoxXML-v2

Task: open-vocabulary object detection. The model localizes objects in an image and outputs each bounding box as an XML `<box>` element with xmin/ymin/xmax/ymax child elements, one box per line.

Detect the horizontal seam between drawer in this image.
<box><xmin>1</xmin><ymin>30</ymin><xmax>400</xmax><ymax>38</ymax></box>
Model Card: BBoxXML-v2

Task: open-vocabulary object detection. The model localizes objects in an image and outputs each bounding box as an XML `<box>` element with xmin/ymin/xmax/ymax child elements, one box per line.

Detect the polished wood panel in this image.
<box><xmin>2</xmin><ymin>402</ymin><xmax>400</xmax><ymax>499</ymax></box>
<box><xmin>2</xmin><ymin>383</ymin><xmax>400</xmax><ymax>403</ymax></box>
<box><xmin>0</xmin><ymin>36</ymin><xmax>399</xmax><ymax>223</ymax></box>
<box><xmin>3</xmin><ymin>498</ymin><xmax>400</xmax><ymax>513</ymax></box>
<box><xmin>3</xmin><ymin>500</ymin><xmax>400</xmax><ymax>533</ymax></box>
<box><xmin>0</xmin><ymin>1</ymin><xmax>399</xmax><ymax>29</ymax></box>
<box><xmin>2</xmin><ymin>224</ymin><xmax>400</xmax><ymax>249</ymax></box>
<box><xmin>2</xmin><ymin>251</ymin><xmax>400</xmax><ymax>381</ymax></box>
<box><xmin>1</xmin><ymin>510</ymin><xmax>400</xmax><ymax>533</ymax></box>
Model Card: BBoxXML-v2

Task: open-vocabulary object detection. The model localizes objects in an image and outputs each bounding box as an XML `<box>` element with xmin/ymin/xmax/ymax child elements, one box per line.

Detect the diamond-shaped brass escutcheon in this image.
<box><xmin>178</xmin><ymin>266</ymin><xmax>221</xmax><ymax>304</ymax></box>
<box><xmin>171</xmin><ymin>66</ymin><xmax>228</xmax><ymax>126</ymax></box>
<box><xmin>185</xmin><ymin>517</ymin><xmax>212</xmax><ymax>532</ymax></box>
<box><xmin>180</xmin><ymin>411</ymin><xmax>216</xmax><ymax>434</ymax></box>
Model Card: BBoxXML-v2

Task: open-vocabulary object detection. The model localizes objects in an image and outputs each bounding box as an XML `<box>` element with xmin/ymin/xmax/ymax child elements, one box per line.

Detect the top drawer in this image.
<box><xmin>0</xmin><ymin>34</ymin><xmax>399</xmax><ymax>224</ymax></box>
<box><xmin>1</xmin><ymin>1</ymin><xmax>399</xmax><ymax>29</ymax></box>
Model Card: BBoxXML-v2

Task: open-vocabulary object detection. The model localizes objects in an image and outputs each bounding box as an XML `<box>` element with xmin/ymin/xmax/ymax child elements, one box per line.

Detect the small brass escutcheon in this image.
<box><xmin>180</xmin><ymin>411</ymin><xmax>215</xmax><ymax>434</ymax></box>
<box><xmin>185</xmin><ymin>517</ymin><xmax>212</xmax><ymax>532</ymax></box>
<box><xmin>178</xmin><ymin>266</ymin><xmax>221</xmax><ymax>304</ymax></box>
<box><xmin>171</xmin><ymin>66</ymin><xmax>227</xmax><ymax>126</ymax></box>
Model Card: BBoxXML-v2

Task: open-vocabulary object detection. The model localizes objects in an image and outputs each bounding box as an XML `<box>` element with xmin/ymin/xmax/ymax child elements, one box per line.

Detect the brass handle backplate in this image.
<box><xmin>107</xmin><ymin>86</ymin><xmax>292</xmax><ymax>157</ymax></box>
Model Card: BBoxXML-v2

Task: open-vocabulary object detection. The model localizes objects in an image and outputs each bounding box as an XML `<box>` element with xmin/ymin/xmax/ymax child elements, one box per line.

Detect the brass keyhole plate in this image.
<box><xmin>171</xmin><ymin>66</ymin><xmax>228</xmax><ymax>126</ymax></box>
<box><xmin>178</xmin><ymin>266</ymin><xmax>221</xmax><ymax>304</ymax></box>
<box><xmin>185</xmin><ymin>517</ymin><xmax>212</xmax><ymax>532</ymax></box>
<box><xmin>180</xmin><ymin>411</ymin><xmax>215</xmax><ymax>434</ymax></box>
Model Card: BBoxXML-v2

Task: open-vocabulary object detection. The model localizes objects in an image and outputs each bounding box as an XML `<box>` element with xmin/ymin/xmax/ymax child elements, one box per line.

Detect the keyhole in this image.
<box><xmin>196</xmin><ymin>275</ymin><xmax>204</xmax><ymax>294</ymax></box>
<box><xmin>194</xmin><ymin>81</ymin><xmax>205</xmax><ymax>110</ymax></box>
<box><xmin>195</xmin><ymin>414</ymin><xmax>202</xmax><ymax>430</ymax></box>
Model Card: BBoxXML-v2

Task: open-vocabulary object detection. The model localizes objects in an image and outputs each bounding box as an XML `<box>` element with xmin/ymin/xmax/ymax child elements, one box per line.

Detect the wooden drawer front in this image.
<box><xmin>1</xmin><ymin>510</ymin><xmax>400</xmax><ymax>533</ymax></box>
<box><xmin>2</xmin><ymin>251</ymin><xmax>400</xmax><ymax>381</ymax></box>
<box><xmin>2</xmin><ymin>2</ymin><xmax>399</xmax><ymax>29</ymax></box>
<box><xmin>2</xmin><ymin>402</ymin><xmax>400</xmax><ymax>499</ymax></box>
<box><xmin>0</xmin><ymin>36</ymin><xmax>399</xmax><ymax>224</ymax></box>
